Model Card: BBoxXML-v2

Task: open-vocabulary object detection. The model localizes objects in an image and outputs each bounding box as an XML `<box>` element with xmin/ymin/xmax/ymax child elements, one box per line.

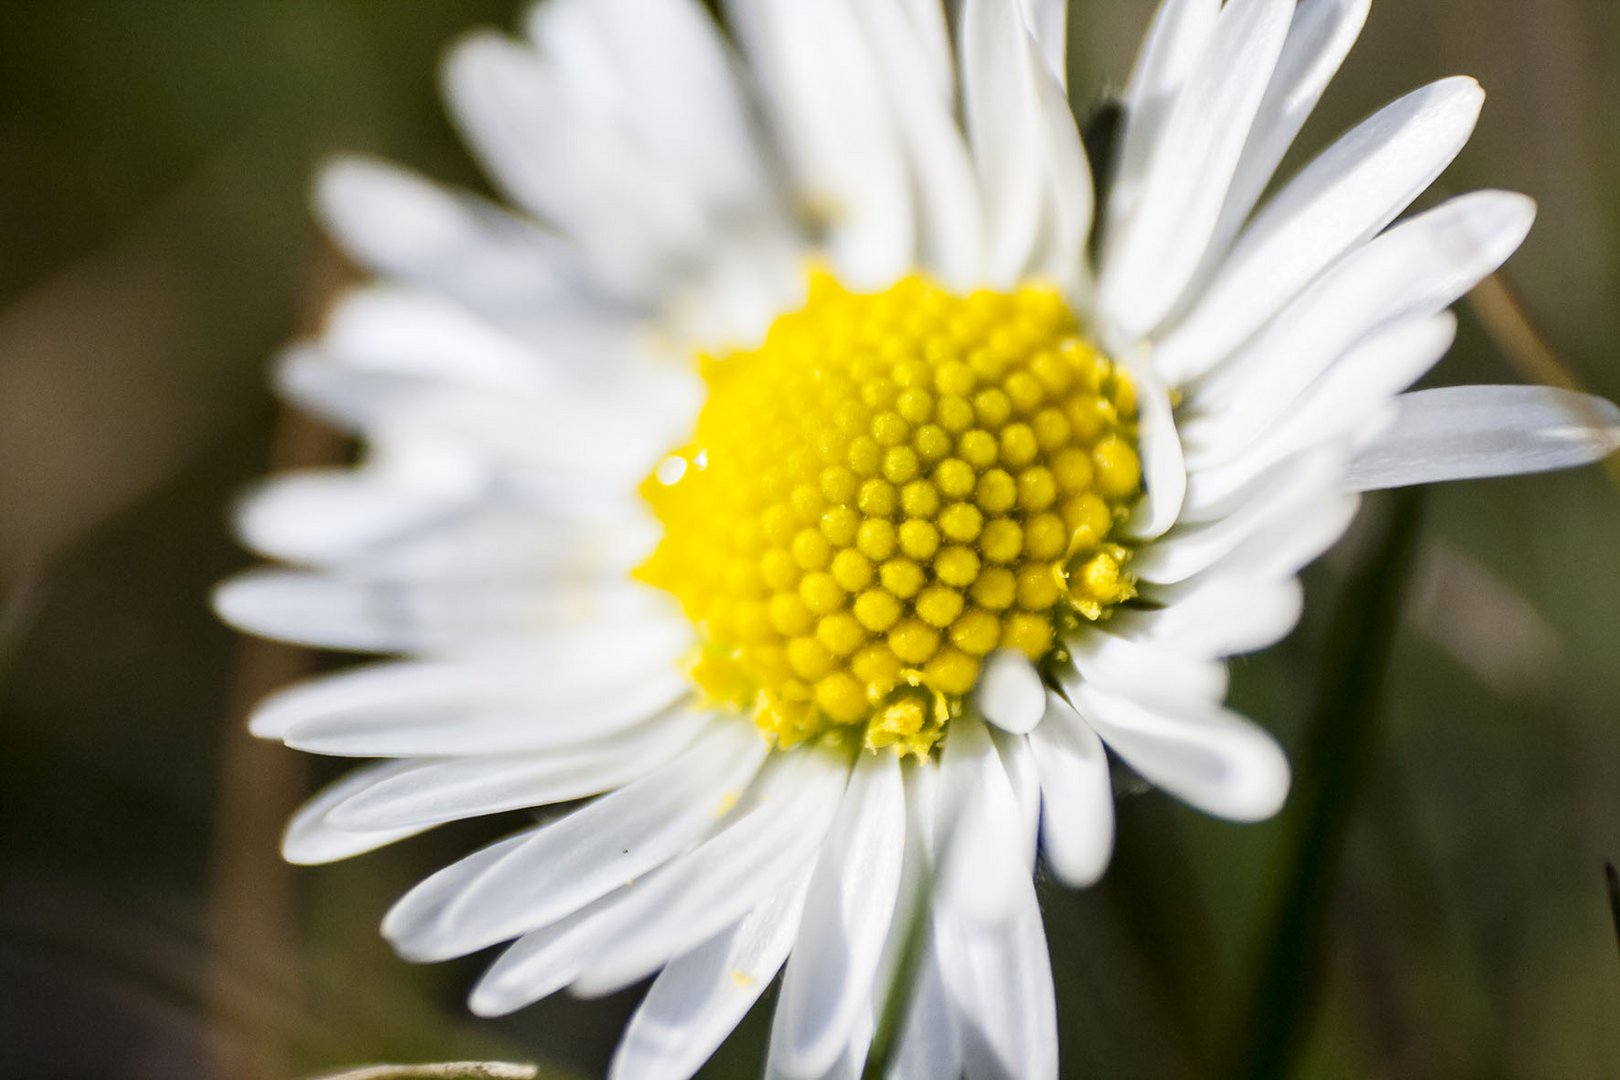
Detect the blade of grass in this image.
<box><xmin>1099</xmin><ymin>791</ymin><xmax>1220</xmax><ymax>1068</ymax></box>
<box><xmin>1227</xmin><ymin>489</ymin><xmax>1426</xmax><ymax>1080</ymax></box>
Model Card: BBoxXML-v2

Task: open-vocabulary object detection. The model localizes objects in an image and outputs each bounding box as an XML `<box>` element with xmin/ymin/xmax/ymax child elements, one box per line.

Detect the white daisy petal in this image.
<box><xmin>281</xmin><ymin>761</ymin><xmax>432</xmax><ymax>865</ymax></box>
<box><xmin>322</xmin><ymin>710</ymin><xmax>709</xmax><ymax>831</ymax></box>
<box><xmin>329</xmin><ymin>505</ymin><xmax>658</xmax><ymax>586</ymax></box>
<box><xmin>1202</xmin><ymin>0</ymin><xmax>1371</xmax><ymax>259</ymax></box>
<box><xmin>281</xmin><ymin>669</ymin><xmax>690</xmax><ymax>761</ymax></box>
<box><xmin>1065</xmin><ymin>629</ymin><xmax>1230</xmax><ymax>708</ymax></box>
<box><xmin>768</xmin><ymin>751</ymin><xmax>907</xmax><ymax>1079</ymax></box>
<box><xmin>468</xmin><ymin>904</ymin><xmax>622</xmax><ymax>1018</ymax></box>
<box><xmin>524</xmin><ymin>0</ymin><xmax>774</xmax><ymax>217</ymax></box>
<box><xmin>1172</xmin><ymin>492</ymin><xmax>1363</xmax><ymax>590</ymax></box>
<box><xmin>1026</xmin><ymin>41</ymin><xmax>1096</xmax><ymax>295</ymax></box>
<box><xmin>1062</xmin><ymin>680</ymin><xmax>1291</xmax><ymax>822</ymax></box>
<box><xmin>854</xmin><ymin>1</ymin><xmax>985</xmax><ymax>288</ymax></box>
<box><xmin>1029</xmin><ymin>692</ymin><xmax>1114</xmax><ymax>888</ymax></box>
<box><xmin>245</xmin><ymin>616</ymin><xmax>687</xmax><ymax>740</ymax></box>
<box><xmin>1119</xmin><ymin>577</ymin><xmax>1305</xmax><ymax>658</ymax></box>
<box><xmin>1018</xmin><ymin>0</ymin><xmax>1069</xmax><ymax>84</ymax></box>
<box><xmin>215</xmin><ymin>569</ymin><xmax>674</xmax><ymax>656</ymax></box>
<box><xmin>383</xmin><ymin>721</ymin><xmax>767</xmax><ymax>961</ymax></box>
<box><xmin>1183</xmin><ymin>314</ymin><xmax>1459</xmax><ymax>514</ymax></box>
<box><xmin>889</xmin><ymin>950</ymin><xmax>964</xmax><ymax>1080</ymax></box>
<box><xmin>443</xmin><ymin>33</ymin><xmax>708</xmax><ymax>296</ymax></box>
<box><xmin>1121</xmin><ymin>357</ymin><xmax>1187</xmax><ymax>539</ymax></box>
<box><xmin>376</xmin><ymin>829</ymin><xmax>533</xmax><ymax>956</ymax></box>
<box><xmin>233</xmin><ymin>466</ymin><xmax>473</xmax><ymax>569</ymax></box>
<box><xmin>1098</xmin><ymin>0</ymin><xmax>1294</xmax><ymax>342</ymax></box>
<box><xmin>314</xmin><ymin>283</ymin><xmax>584</xmax><ymax>392</ymax></box>
<box><xmin>898</xmin><ymin>0</ymin><xmax>953</xmax><ymax>97</ymax></box>
<box><xmin>1134</xmin><ymin>449</ymin><xmax>1343</xmax><ymax>584</ymax></box>
<box><xmin>316</xmin><ymin>157</ymin><xmax>608</xmax><ymax>319</ymax></box>
<box><xmin>472</xmin><ymin>751</ymin><xmax>835</xmax><ymax>1014</ymax></box>
<box><xmin>812</xmin><ymin>1012</ymin><xmax>876</xmax><ymax>1080</ymax></box>
<box><xmin>992</xmin><ymin>729</ymin><xmax>1043</xmax><ymax>872</ymax></box>
<box><xmin>1159</xmin><ymin>76</ymin><xmax>1485</xmax><ymax>382</ymax></box>
<box><xmin>974</xmin><ymin>651</ymin><xmax>1047</xmax><ymax>735</ymax></box>
<box><xmin>1345</xmin><ymin>385</ymin><xmax>1620</xmax><ymax>491</ymax></box>
<box><xmin>1104</xmin><ymin>0</ymin><xmax>1221</xmax><ymax>246</ymax></box>
<box><xmin>962</xmin><ymin>0</ymin><xmax>1056</xmax><ymax>285</ymax></box>
<box><xmin>572</xmin><ymin>751</ymin><xmax>847</xmax><ymax>996</ymax></box>
<box><xmin>936</xmin><ymin>712</ymin><xmax>1027</xmax><ymax>924</ymax></box>
<box><xmin>237</xmin><ymin>471</ymin><xmax>659</xmax><ymax>581</ymax></box>
<box><xmin>935</xmin><ymin>849</ymin><xmax>1058</xmax><ymax>1080</ymax></box>
<box><xmin>608</xmin><ymin>885</ymin><xmax>810</xmax><ymax>1080</ymax></box>
<box><xmin>728</xmin><ymin>0</ymin><xmax>912</xmax><ymax>285</ymax></box>
<box><xmin>277</xmin><ymin>348</ymin><xmax>692</xmax><ymax>488</ymax></box>
<box><xmin>1185</xmin><ymin>190</ymin><xmax>1537</xmax><ymax>442</ymax></box>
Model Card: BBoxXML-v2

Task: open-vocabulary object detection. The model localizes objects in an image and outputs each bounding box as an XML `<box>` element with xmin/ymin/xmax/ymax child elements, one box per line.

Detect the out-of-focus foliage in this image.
<box><xmin>1</xmin><ymin>2</ymin><xmax>1618</xmax><ymax>1077</ymax></box>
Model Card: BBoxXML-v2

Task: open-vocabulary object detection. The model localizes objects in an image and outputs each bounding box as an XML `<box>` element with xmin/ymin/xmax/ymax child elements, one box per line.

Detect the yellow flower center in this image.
<box><xmin>637</xmin><ymin>271</ymin><xmax>1143</xmax><ymax>757</ymax></box>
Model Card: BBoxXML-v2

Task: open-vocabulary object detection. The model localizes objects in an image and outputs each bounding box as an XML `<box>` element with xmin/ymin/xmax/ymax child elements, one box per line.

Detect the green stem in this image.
<box><xmin>1227</xmin><ymin>490</ymin><xmax>1426</xmax><ymax>1079</ymax></box>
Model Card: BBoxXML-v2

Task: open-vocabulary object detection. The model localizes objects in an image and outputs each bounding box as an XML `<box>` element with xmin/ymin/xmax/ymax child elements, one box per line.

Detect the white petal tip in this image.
<box><xmin>211</xmin><ymin>575</ymin><xmax>261</xmax><ymax>634</ymax></box>
<box><xmin>976</xmin><ymin>651</ymin><xmax>1047</xmax><ymax>734</ymax></box>
<box><xmin>467</xmin><ymin>988</ymin><xmax>521</xmax><ymax>1019</ymax></box>
<box><xmin>1208</xmin><ymin>736</ymin><xmax>1292</xmax><ymax>823</ymax></box>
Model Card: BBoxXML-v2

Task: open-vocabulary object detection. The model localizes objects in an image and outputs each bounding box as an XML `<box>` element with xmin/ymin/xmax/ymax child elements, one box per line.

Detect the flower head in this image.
<box><xmin>218</xmin><ymin>1</ymin><xmax>1620</xmax><ymax>1077</ymax></box>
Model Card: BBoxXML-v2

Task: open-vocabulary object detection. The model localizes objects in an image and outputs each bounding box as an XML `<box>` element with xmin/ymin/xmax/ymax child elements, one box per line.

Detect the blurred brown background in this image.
<box><xmin>1</xmin><ymin>1</ymin><xmax>1618</xmax><ymax>1077</ymax></box>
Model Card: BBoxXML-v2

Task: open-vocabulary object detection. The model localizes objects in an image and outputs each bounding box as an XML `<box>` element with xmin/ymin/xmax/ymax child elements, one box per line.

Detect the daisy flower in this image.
<box><xmin>216</xmin><ymin>0</ymin><xmax>1620</xmax><ymax>1077</ymax></box>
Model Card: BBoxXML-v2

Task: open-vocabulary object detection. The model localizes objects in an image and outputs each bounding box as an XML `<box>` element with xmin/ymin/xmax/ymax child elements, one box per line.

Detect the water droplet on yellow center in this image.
<box><xmin>637</xmin><ymin>270</ymin><xmax>1143</xmax><ymax>757</ymax></box>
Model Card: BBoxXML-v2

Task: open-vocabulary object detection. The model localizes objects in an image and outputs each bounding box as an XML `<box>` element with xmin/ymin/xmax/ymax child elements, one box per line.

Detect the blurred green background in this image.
<box><xmin>1</xmin><ymin>1</ymin><xmax>1618</xmax><ymax>1077</ymax></box>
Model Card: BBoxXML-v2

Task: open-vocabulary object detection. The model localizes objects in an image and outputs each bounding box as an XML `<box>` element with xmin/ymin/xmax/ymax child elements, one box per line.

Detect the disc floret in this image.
<box><xmin>638</xmin><ymin>272</ymin><xmax>1142</xmax><ymax>757</ymax></box>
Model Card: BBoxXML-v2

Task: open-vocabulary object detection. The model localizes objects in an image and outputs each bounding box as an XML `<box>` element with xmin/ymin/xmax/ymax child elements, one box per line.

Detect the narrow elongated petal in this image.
<box><xmin>1105</xmin><ymin>0</ymin><xmax>1221</xmax><ymax>245</ymax></box>
<box><xmin>1117</xmin><ymin>577</ymin><xmax>1305</xmax><ymax>658</ymax></box>
<box><xmin>1063</xmin><ymin>680</ymin><xmax>1291</xmax><ymax>822</ymax></box>
<box><xmin>1121</xmin><ymin>358</ymin><xmax>1187</xmax><ymax>539</ymax></box>
<box><xmin>1202</xmin><ymin>0</ymin><xmax>1371</xmax><ymax>261</ymax></box>
<box><xmin>215</xmin><ymin>570</ymin><xmax>674</xmax><ymax>656</ymax></box>
<box><xmin>1019</xmin><ymin>0</ymin><xmax>1068</xmax><ymax>83</ymax></box>
<box><xmin>854</xmin><ymin>0</ymin><xmax>985</xmax><ymax>287</ymax></box>
<box><xmin>317</xmin><ymin>158</ymin><xmax>606</xmax><ymax>316</ymax></box>
<box><xmin>383</xmin><ymin>723</ymin><xmax>766</xmax><ymax>961</ymax></box>
<box><xmin>1098</xmin><ymin>0</ymin><xmax>1294</xmax><ymax>342</ymax></box>
<box><xmin>934</xmin><ymin>849</ymin><xmax>1058</xmax><ymax>1080</ymax></box>
<box><xmin>281</xmin><ymin>761</ymin><xmax>431</xmax><ymax>865</ymax></box>
<box><xmin>323</xmin><ymin>711</ymin><xmax>708</xmax><ymax>830</ymax></box>
<box><xmin>936</xmin><ymin>713</ymin><xmax>1027</xmax><ymax>923</ymax></box>
<box><xmin>1159</xmin><ymin>76</ymin><xmax>1485</xmax><ymax>382</ymax></box>
<box><xmin>245</xmin><ymin>620</ymin><xmax>686</xmax><ymax>740</ymax></box>
<box><xmin>1066</xmin><ymin>630</ymin><xmax>1230</xmax><ymax>708</ymax></box>
<box><xmin>1345</xmin><ymin>386</ymin><xmax>1620</xmax><ymax>491</ymax></box>
<box><xmin>1029</xmin><ymin>693</ymin><xmax>1115</xmax><ymax>887</ymax></box>
<box><xmin>1026</xmin><ymin>45</ymin><xmax>1096</xmax><ymax>294</ymax></box>
<box><xmin>889</xmin><ymin>952</ymin><xmax>964</xmax><ymax>1080</ymax></box>
<box><xmin>524</xmin><ymin>0</ymin><xmax>773</xmax><ymax>217</ymax></box>
<box><xmin>572</xmin><ymin>751</ymin><xmax>847</xmax><ymax>996</ymax></box>
<box><xmin>975</xmin><ymin>651</ymin><xmax>1047</xmax><ymax>734</ymax></box>
<box><xmin>1184</xmin><ymin>191</ymin><xmax>1537</xmax><ymax>443</ymax></box>
<box><xmin>726</xmin><ymin>0</ymin><xmax>912</xmax><ymax>285</ymax></box>
<box><xmin>444</xmin><ymin>34</ymin><xmax>709</xmax><ymax>295</ymax></box>
<box><xmin>769</xmin><ymin>752</ymin><xmax>907</xmax><ymax>1079</ymax></box>
<box><xmin>962</xmin><ymin>0</ymin><xmax>1055</xmax><ymax>284</ymax></box>
<box><xmin>1186</xmin><ymin>314</ymin><xmax>1458</xmax><ymax>505</ymax></box>
<box><xmin>607</xmin><ymin>888</ymin><xmax>808</xmax><ymax>1080</ymax></box>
